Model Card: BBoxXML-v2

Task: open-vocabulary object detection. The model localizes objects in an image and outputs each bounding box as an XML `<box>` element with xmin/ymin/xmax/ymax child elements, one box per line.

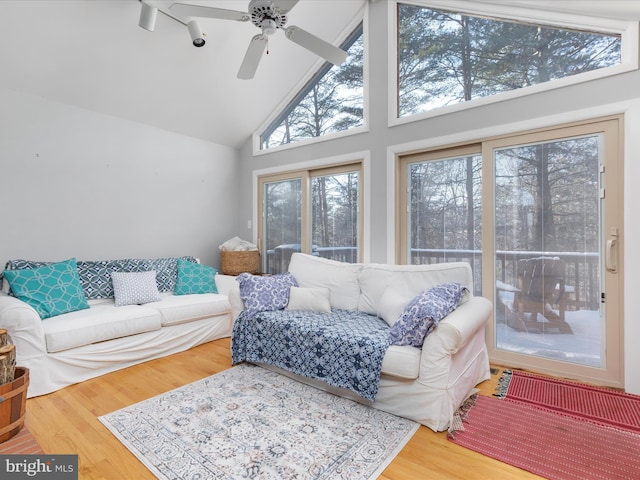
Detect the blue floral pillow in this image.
<box><xmin>388</xmin><ymin>283</ymin><xmax>468</xmax><ymax>347</ymax></box>
<box><xmin>237</xmin><ymin>272</ymin><xmax>298</xmax><ymax>316</ymax></box>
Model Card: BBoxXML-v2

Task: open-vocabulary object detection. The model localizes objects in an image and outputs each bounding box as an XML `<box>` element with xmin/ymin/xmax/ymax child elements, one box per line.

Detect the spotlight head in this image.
<box><xmin>138</xmin><ymin>0</ymin><xmax>158</xmax><ymax>32</ymax></box>
<box><xmin>187</xmin><ymin>20</ymin><xmax>206</xmax><ymax>47</ymax></box>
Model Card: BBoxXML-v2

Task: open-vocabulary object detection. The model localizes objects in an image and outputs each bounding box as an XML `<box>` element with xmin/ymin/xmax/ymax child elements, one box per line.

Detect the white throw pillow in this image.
<box><xmin>288</xmin><ymin>253</ymin><xmax>362</xmax><ymax>310</ymax></box>
<box><xmin>285</xmin><ymin>286</ymin><xmax>332</xmax><ymax>313</ymax></box>
<box><xmin>377</xmin><ymin>287</ymin><xmax>413</xmax><ymax>327</ymax></box>
<box><xmin>111</xmin><ymin>271</ymin><xmax>161</xmax><ymax>307</ymax></box>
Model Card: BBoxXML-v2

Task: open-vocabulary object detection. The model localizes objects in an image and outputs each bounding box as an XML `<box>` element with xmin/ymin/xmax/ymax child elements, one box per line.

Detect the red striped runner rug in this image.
<box><xmin>448</xmin><ymin>395</ymin><xmax>640</xmax><ymax>480</ymax></box>
<box><xmin>497</xmin><ymin>370</ymin><xmax>640</xmax><ymax>433</ymax></box>
<box><xmin>0</xmin><ymin>427</ymin><xmax>44</xmax><ymax>455</ymax></box>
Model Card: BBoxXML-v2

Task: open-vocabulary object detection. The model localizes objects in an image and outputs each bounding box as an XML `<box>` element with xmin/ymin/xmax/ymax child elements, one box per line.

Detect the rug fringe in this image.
<box><xmin>448</xmin><ymin>392</ymin><xmax>478</xmax><ymax>438</ymax></box>
<box><xmin>494</xmin><ymin>369</ymin><xmax>512</xmax><ymax>398</ymax></box>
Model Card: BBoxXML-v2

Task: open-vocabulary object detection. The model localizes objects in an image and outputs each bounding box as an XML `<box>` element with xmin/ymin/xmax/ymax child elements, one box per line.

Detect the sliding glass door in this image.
<box><xmin>311</xmin><ymin>167</ymin><xmax>360</xmax><ymax>264</ymax></box>
<box><xmin>486</xmin><ymin>119</ymin><xmax>623</xmax><ymax>386</ymax></box>
<box><xmin>398</xmin><ymin>146</ymin><xmax>483</xmax><ymax>294</ymax></box>
<box><xmin>259</xmin><ymin>163</ymin><xmax>362</xmax><ymax>274</ymax></box>
<box><xmin>399</xmin><ymin>117</ymin><xmax>623</xmax><ymax>387</ymax></box>
<box><xmin>261</xmin><ymin>177</ymin><xmax>303</xmax><ymax>274</ymax></box>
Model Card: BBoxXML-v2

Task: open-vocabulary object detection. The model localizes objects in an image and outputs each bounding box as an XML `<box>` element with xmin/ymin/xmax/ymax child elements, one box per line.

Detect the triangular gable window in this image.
<box><xmin>260</xmin><ymin>23</ymin><xmax>364</xmax><ymax>150</ymax></box>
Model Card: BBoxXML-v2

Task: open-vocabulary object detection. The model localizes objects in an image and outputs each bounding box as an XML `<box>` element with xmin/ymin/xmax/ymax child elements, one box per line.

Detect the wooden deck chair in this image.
<box><xmin>512</xmin><ymin>256</ymin><xmax>572</xmax><ymax>334</ymax></box>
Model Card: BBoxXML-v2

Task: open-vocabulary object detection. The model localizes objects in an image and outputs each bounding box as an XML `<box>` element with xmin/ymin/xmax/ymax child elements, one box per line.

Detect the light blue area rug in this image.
<box><xmin>99</xmin><ymin>364</ymin><xmax>418</xmax><ymax>479</ymax></box>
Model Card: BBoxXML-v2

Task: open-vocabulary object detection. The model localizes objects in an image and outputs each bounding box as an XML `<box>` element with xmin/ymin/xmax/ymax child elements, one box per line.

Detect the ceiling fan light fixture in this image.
<box><xmin>187</xmin><ymin>20</ymin><xmax>206</xmax><ymax>47</ymax></box>
<box><xmin>138</xmin><ymin>1</ymin><xmax>158</xmax><ymax>32</ymax></box>
<box><xmin>260</xmin><ymin>18</ymin><xmax>277</xmax><ymax>36</ymax></box>
<box><xmin>147</xmin><ymin>0</ymin><xmax>343</xmax><ymax>79</ymax></box>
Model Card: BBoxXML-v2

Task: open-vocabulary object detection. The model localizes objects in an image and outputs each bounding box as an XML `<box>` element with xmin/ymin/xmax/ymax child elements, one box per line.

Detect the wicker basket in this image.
<box><xmin>221</xmin><ymin>250</ymin><xmax>260</xmax><ymax>276</ymax></box>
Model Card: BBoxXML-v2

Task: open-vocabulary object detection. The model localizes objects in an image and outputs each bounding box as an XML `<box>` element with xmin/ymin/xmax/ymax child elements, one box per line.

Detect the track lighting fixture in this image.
<box><xmin>136</xmin><ymin>0</ymin><xmax>348</xmax><ymax>79</ymax></box>
<box><xmin>138</xmin><ymin>0</ymin><xmax>158</xmax><ymax>32</ymax></box>
<box><xmin>187</xmin><ymin>20</ymin><xmax>206</xmax><ymax>47</ymax></box>
<box><xmin>138</xmin><ymin>2</ymin><xmax>205</xmax><ymax>49</ymax></box>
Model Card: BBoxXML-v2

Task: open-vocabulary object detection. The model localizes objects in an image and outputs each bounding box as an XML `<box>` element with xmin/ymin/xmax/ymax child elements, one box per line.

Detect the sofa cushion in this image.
<box><xmin>358</xmin><ymin>262</ymin><xmax>473</xmax><ymax>316</ymax></box>
<box><xmin>381</xmin><ymin>345</ymin><xmax>421</xmax><ymax>379</ymax></box>
<box><xmin>3</xmin><ymin>258</ymin><xmax>90</xmax><ymax>319</ymax></box>
<box><xmin>377</xmin><ymin>287</ymin><xmax>414</xmax><ymax>327</ymax></box>
<box><xmin>285</xmin><ymin>286</ymin><xmax>331</xmax><ymax>313</ymax></box>
<box><xmin>287</xmin><ymin>253</ymin><xmax>362</xmax><ymax>310</ymax></box>
<box><xmin>174</xmin><ymin>259</ymin><xmax>218</xmax><ymax>295</ymax></box>
<box><xmin>112</xmin><ymin>271</ymin><xmax>162</xmax><ymax>307</ymax></box>
<box><xmin>42</xmin><ymin>302</ymin><xmax>161</xmax><ymax>352</ymax></box>
<box><xmin>146</xmin><ymin>293</ymin><xmax>230</xmax><ymax>326</ymax></box>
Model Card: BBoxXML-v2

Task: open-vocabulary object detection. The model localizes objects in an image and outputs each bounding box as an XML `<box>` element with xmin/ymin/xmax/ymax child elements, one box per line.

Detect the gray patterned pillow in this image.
<box><xmin>388</xmin><ymin>283</ymin><xmax>468</xmax><ymax>347</ymax></box>
<box><xmin>76</xmin><ymin>256</ymin><xmax>197</xmax><ymax>299</ymax></box>
<box><xmin>237</xmin><ymin>272</ymin><xmax>299</xmax><ymax>316</ymax></box>
<box><xmin>111</xmin><ymin>271</ymin><xmax>162</xmax><ymax>307</ymax></box>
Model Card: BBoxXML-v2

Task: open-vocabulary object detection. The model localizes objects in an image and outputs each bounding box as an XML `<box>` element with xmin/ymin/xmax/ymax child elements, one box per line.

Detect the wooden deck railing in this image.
<box><xmin>411</xmin><ymin>249</ymin><xmax>599</xmax><ymax>310</ymax></box>
<box><xmin>265</xmin><ymin>246</ymin><xmax>599</xmax><ymax>310</ymax></box>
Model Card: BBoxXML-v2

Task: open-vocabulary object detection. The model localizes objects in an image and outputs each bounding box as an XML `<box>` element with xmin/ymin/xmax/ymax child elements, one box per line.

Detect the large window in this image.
<box><xmin>397</xmin><ymin>3</ymin><xmax>622</xmax><ymax>118</ymax></box>
<box><xmin>260</xmin><ymin>24</ymin><xmax>364</xmax><ymax>150</ymax></box>
<box><xmin>259</xmin><ymin>163</ymin><xmax>362</xmax><ymax>274</ymax></box>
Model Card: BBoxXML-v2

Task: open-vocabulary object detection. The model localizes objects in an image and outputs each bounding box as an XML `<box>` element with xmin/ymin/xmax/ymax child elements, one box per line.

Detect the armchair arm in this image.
<box><xmin>214</xmin><ymin>274</ymin><xmax>237</xmax><ymax>296</ymax></box>
<box><xmin>214</xmin><ymin>275</ymin><xmax>243</xmax><ymax>321</ymax></box>
<box><xmin>0</xmin><ymin>292</ymin><xmax>48</xmax><ymax>359</ymax></box>
<box><xmin>419</xmin><ymin>296</ymin><xmax>492</xmax><ymax>376</ymax></box>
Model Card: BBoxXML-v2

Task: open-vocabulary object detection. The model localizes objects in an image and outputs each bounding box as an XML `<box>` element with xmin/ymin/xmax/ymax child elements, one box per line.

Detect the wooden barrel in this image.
<box><xmin>0</xmin><ymin>367</ymin><xmax>29</xmax><ymax>443</ymax></box>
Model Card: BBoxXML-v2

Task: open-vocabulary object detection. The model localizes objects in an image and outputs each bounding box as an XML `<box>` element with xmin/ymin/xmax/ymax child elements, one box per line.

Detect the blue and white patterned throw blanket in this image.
<box><xmin>232</xmin><ymin>309</ymin><xmax>391</xmax><ymax>401</ymax></box>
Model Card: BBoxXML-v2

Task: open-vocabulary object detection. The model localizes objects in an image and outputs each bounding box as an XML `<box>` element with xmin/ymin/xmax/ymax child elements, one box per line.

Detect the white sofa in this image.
<box><xmin>0</xmin><ymin>259</ymin><xmax>238</xmax><ymax>398</ymax></box>
<box><xmin>229</xmin><ymin>253</ymin><xmax>492</xmax><ymax>432</ymax></box>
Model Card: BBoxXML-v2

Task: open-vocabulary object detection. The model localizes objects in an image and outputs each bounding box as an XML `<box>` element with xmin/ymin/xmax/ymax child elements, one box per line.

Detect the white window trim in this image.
<box><xmin>387</xmin><ymin>0</ymin><xmax>639</xmax><ymax>129</ymax></box>
<box><xmin>252</xmin><ymin>5</ymin><xmax>369</xmax><ymax>156</ymax></box>
<box><xmin>252</xmin><ymin>150</ymin><xmax>372</xmax><ymax>262</ymax></box>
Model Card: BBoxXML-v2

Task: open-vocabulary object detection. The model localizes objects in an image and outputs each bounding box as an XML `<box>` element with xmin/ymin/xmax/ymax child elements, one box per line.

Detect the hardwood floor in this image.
<box><xmin>25</xmin><ymin>338</ymin><xmax>542</xmax><ymax>479</ymax></box>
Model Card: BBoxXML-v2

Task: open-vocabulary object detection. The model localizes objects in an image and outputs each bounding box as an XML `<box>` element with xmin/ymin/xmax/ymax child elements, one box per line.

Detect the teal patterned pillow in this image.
<box><xmin>3</xmin><ymin>258</ymin><xmax>89</xmax><ymax>319</ymax></box>
<box><xmin>175</xmin><ymin>259</ymin><xmax>218</xmax><ymax>295</ymax></box>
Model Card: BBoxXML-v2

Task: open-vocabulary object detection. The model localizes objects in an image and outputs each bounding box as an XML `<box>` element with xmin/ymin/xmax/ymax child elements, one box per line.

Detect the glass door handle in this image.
<box><xmin>606</xmin><ymin>227</ymin><xmax>618</xmax><ymax>273</ymax></box>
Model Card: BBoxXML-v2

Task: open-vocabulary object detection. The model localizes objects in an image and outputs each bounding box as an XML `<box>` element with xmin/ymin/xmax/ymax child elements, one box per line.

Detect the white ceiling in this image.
<box><xmin>0</xmin><ymin>0</ymin><xmax>365</xmax><ymax>148</ymax></box>
<box><xmin>1</xmin><ymin>1</ymin><xmax>639</xmax><ymax>149</ymax></box>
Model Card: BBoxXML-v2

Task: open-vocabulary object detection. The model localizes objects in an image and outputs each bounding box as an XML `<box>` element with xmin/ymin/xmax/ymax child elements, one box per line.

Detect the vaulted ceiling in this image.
<box><xmin>0</xmin><ymin>0</ymin><xmax>365</xmax><ymax>148</ymax></box>
<box><xmin>1</xmin><ymin>1</ymin><xmax>638</xmax><ymax>149</ymax></box>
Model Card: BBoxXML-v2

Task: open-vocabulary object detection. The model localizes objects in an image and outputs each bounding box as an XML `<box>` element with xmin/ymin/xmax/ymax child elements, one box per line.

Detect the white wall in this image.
<box><xmin>0</xmin><ymin>86</ymin><xmax>242</xmax><ymax>269</ymax></box>
<box><xmin>237</xmin><ymin>1</ymin><xmax>640</xmax><ymax>393</ymax></box>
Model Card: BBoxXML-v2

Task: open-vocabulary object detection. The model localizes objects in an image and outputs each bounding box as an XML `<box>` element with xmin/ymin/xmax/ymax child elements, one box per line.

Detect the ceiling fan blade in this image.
<box><xmin>238</xmin><ymin>35</ymin><xmax>268</xmax><ymax>80</ymax></box>
<box><xmin>169</xmin><ymin>3</ymin><xmax>249</xmax><ymax>22</ymax></box>
<box><xmin>284</xmin><ymin>26</ymin><xmax>348</xmax><ymax>65</ymax></box>
<box><xmin>272</xmin><ymin>0</ymin><xmax>300</xmax><ymax>14</ymax></box>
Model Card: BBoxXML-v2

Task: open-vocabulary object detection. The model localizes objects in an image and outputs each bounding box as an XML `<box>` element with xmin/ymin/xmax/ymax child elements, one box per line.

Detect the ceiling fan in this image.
<box><xmin>163</xmin><ymin>0</ymin><xmax>349</xmax><ymax>79</ymax></box>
